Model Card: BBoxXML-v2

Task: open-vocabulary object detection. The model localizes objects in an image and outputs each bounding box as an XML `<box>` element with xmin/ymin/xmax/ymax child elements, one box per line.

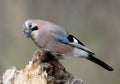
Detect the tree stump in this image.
<box><xmin>0</xmin><ymin>50</ymin><xmax>83</xmax><ymax>84</ymax></box>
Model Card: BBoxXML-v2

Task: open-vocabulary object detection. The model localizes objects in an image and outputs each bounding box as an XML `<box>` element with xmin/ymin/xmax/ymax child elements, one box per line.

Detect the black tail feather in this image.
<box><xmin>87</xmin><ymin>54</ymin><xmax>113</xmax><ymax>71</ymax></box>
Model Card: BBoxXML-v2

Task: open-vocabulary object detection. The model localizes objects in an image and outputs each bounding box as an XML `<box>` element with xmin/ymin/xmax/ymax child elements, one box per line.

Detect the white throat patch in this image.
<box><xmin>31</xmin><ymin>30</ymin><xmax>39</xmax><ymax>39</ymax></box>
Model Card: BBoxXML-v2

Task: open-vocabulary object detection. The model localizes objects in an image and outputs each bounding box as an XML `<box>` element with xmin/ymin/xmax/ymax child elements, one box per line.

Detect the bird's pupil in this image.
<box><xmin>29</xmin><ymin>24</ymin><xmax>32</xmax><ymax>28</ymax></box>
<box><xmin>31</xmin><ymin>26</ymin><xmax>38</xmax><ymax>31</ymax></box>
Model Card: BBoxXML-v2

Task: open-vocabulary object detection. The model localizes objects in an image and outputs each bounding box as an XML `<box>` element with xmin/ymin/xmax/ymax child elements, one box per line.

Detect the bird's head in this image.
<box><xmin>22</xmin><ymin>20</ymin><xmax>39</xmax><ymax>38</ymax></box>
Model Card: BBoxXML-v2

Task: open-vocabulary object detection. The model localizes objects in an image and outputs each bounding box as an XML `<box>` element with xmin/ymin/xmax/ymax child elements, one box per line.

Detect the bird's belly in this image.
<box><xmin>43</xmin><ymin>41</ymin><xmax>74</xmax><ymax>57</ymax></box>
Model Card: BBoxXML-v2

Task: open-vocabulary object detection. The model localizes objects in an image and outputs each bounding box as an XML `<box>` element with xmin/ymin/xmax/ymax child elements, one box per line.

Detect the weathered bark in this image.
<box><xmin>0</xmin><ymin>50</ymin><xmax>83</xmax><ymax>84</ymax></box>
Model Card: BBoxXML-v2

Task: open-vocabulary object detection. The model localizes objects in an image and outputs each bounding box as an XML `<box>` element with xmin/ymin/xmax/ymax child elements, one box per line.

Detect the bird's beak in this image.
<box><xmin>22</xmin><ymin>23</ymin><xmax>32</xmax><ymax>38</ymax></box>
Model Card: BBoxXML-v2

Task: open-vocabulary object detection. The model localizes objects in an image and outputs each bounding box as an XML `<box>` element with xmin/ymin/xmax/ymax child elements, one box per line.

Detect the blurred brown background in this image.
<box><xmin>0</xmin><ymin>0</ymin><xmax>119</xmax><ymax>84</ymax></box>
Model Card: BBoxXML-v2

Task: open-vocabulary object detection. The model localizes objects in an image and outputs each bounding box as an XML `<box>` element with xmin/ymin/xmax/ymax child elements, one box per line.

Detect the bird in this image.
<box><xmin>22</xmin><ymin>19</ymin><xmax>113</xmax><ymax>71</ymax></box>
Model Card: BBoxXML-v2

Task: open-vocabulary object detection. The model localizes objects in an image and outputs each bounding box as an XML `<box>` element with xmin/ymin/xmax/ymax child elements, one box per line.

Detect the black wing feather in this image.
<box><xmin>67</xmin><ymin>35</ymin><xmax>85</xmax><ymax>46</ymax></box>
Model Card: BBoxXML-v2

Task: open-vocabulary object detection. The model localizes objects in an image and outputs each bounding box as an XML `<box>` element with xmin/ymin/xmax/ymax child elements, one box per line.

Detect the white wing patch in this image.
<box><xmin>68</xmin><ymin>37</ymin><xmax>94</xmax><ymax>55</ymax></box>
<box><xmin>73</xmin><ymin>38</ymin><xmax>78</xmax><ymax>43</ymax></box>
<box><xmin>69</xmin><ymin>38</ymin><xmax>79</xmax><ymax>46</ymax></box>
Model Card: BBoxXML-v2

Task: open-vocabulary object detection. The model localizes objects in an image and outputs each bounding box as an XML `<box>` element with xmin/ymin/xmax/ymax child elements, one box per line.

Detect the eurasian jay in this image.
<box><xmin>22</xmin><ymin>19</ymin><xmax>113</xmax><ymax>71</ymax></box>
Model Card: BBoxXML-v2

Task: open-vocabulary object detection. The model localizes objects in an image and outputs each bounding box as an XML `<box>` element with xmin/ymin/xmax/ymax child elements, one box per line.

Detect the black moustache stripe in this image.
<box><xmin>31</xmin><ymin>26</ymin><xmax>38</xmax><ymax>31</ymax></box>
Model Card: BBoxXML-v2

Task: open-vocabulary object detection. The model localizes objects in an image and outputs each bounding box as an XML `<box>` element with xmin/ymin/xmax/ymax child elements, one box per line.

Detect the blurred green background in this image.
<box><xmin>0</xmin><ymin>0</ymin><xmax>119</xmax><ymax>84</ymax></box>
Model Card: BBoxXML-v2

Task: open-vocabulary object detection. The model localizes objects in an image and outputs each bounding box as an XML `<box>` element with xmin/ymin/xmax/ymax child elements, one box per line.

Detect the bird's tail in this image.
<box><xmin>87</xmin><ymin>54</ymin><xmax>113</xmax><ymax>71</ymax></box>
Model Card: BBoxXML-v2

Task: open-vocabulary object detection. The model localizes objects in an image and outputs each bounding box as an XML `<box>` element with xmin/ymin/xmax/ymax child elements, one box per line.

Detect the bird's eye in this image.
<box><xmin>29</xmin><ymin>24</ymin><xmax>32</xmax><ymax>28</ymax></box>
<box><xmin>31</xmin><ymin>26</ymin><xmax>38</xmax><ymax>31</ymax></box>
